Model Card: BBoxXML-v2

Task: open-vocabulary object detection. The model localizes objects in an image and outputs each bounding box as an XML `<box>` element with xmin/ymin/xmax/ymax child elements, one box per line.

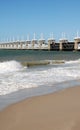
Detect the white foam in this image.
<box><xmin>0</xmin><ymin>59</ymin><xmax>80</xmax><ymax>95</ymax></box>
<box><xmin>0</xmin><ymin>60</ymin><xmax>23</xmax><ymax>73</ymax></box>
<box><xmin>65</xmin><ymin>59</ymin><xmax>80</xmax><ymax>64</ymax></box>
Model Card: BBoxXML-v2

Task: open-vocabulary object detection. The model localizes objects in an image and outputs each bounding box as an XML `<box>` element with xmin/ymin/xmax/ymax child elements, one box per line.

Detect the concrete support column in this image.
<box><xmin>32</xmin><ymin>40</ymin><xmax>37</xmax><ymax>49</ymax></box>
<box><xmin>48</xmin><ymin>39</ymin><xmax>55</xmax><ymax>50</ymax></box>
<box><xmin>9</xmin><ymin>43</ymin><xmax>11</xmax><ymax>48</ymax></box>
<box><xmin>59</xmin><ymin>39</ymin><xmax>68</xmax><ymax>51</ymax></box>
<box><xmin>74</xmin><ymin>38</ymin><xmax>80</xmax><ymax>50</ymax></box>
<box><xmin>39</xmin><ymin>40</ymin><xmax>45</xmax><ymax>49</ymax></box>
<box><xmin>60</xmin><ymin>42</ymin><xmax>62</xmax><ymax>50</ymax></box>
<box><xmin>14</xmin><ymin>42</ymin><xmax>19</xmax><ymax>49</ymax></box>
<box><xmin>74</xmin><ymin>42</ymin><xmax>78</xmax><ymax>50</ymax></box>
<box><xmin>25</xmin><ymin>42</ymin><xmax>28</xmax><ymax>49</ymax></box>
<box><xmin>0</xmin><ymin>44</ymin><xmax>2</xmax><ymax>48</ymax></box>
<box><xmin>5</xmin><ymin>44</ymin><xmax>7</xmax><ymax>48</ymax></box>
<box><xmin>12</xmin><ymin>44</ymin><xmax>14</xmax><ymax>48</ymax></box>
<box><xmin>20</xmin><ymin>43</ymin><xmax>23</xmax><ymax>49</ymax></box>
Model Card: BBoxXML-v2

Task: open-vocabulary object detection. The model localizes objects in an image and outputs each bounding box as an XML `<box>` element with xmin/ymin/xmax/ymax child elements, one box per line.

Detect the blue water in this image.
<box><xmin>0</xmin><ymin>50</ymin><xmax>80</xmax><ymax>110</ymax></box>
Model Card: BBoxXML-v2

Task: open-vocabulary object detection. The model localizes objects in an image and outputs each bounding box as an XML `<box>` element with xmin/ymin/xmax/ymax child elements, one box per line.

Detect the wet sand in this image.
<box><xmin>0</xmin><ymin>86</ymin><xmax>80</xmax><ymax>130</ymax></box>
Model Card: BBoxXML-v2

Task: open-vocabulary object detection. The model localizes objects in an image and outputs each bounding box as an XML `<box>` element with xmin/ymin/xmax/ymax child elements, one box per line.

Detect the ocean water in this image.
<box><xmin>0</xmin><ymin>50</ymin><xmax>80</xmax><ymax>110</ymax></box>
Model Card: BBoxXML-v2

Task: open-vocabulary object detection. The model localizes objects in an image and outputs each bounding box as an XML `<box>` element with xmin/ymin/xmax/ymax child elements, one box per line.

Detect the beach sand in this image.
<box><xmin>0</xmin><ymin>86</ymin><xmax>80</xmax><ymax>130</ymax></box>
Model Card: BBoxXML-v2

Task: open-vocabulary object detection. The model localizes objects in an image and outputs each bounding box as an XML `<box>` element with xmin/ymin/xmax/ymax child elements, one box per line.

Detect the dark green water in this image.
<box><xmin>0</xmin><ymin>49</ymin><xmax>80</xmax><ymax>62</ymax></box>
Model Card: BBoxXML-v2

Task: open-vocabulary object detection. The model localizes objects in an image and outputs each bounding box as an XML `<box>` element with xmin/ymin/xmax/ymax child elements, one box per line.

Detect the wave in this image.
<box><xmin>21</xmin><ymin>60</ymin><xmax>65</xmax><ymax>67</ymax></box>
<box><xmin>0</xmin><ymin>60</ymin><xmax>23</xmax><ymax>73</ymax></box>
<box><xmin>22</xmin><ymin>59</ymin><xmax>80</xmax><ymax>67</ymax></box>
<box><xmin>0</xmin><ymin>59</ymin><xmax>80</xmax><ymax>95</ymax></box>
<box><xmin>0</xmin><ymin>59</ymin><xmax>79</xmax><ymax>74</ymax></box>
<box><xmin>65</xmin><ymin>59</ymin><xmax>80</xmax><ymax>64</ymax></box>
<box><xmin>0</xmin><ymin>59</ymin><xmax>64</xmax><ymax>74</ymax></box>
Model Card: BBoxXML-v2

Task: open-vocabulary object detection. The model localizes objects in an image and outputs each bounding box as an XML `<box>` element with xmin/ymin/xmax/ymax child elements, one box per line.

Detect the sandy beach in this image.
<box><xmin>0</xmin><ymin>86</ymin><xmax>80</xmax><ymax>130</ymax></box>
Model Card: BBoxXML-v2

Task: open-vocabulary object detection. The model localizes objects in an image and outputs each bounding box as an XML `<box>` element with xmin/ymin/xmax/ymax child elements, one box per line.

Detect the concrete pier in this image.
<box><xmin>59</xmin><ymin>39</ymin><xmax>68</xmax><ymax>50</ymax></box>
<box><xmin>31</xmin><ymin>33</ymin><xmax>38</xmax><ymax>49</ymax></box>
<box><xmin>74</xmin><ymin>38</ymin><xmax>80</xmax><ymax>50</ymax></box>
<box><xmin>39</xmin><ymin>33</ymin><xmax>46</xmax><ymax>49</ymax></box>
<box><xmin>27</xmin><ymin>41</ymin><xmax>32</xmax><ymax>49</ymax></box>
<box><xmin>48</xmin><ymin>39</ymin><xmax>55</xmax><ymax>50</ymax></box>
<box><xmin>48</xmin><ymin>33</ymin><xmax>55</xmax><ymax>50</ymax></box>
<box><xmin>0</xmin><ymin>33</ymin><xmax>80</xmax><ymax>51</ymax></box>
<box><xmin>32</xmin><ymin>40</ymin><xmax>38</xmax><ymax>49</ymax></box>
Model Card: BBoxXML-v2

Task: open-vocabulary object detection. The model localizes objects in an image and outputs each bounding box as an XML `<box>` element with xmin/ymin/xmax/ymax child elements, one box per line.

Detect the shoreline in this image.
<box><xmin>0</xmin><ymin>86</ymin><xmax>80</xmax><ymax>130</ymax></box>
<box><xmin>0</xmin><ymin>79</ymin><xmax>80</xmax><ymax>111</ymax></box>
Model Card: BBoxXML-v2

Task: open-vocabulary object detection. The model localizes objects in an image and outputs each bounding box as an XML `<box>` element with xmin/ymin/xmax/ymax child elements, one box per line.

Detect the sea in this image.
<box><xmin>0</xmin><ymin>49</ymin><xmax>80</xmax><ymax>110</ymax></box>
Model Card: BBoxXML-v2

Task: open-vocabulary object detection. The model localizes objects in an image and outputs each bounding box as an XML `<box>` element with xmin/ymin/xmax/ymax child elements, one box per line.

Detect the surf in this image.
<box><xmin>0</xmin><ymin>59</ymin><xmax>80</xmax><ymax>96</ymax></box>
<box><xmin>0</xmin><ymin>60</ymin><xmax>23</xmax><ymax>73</ymax></box>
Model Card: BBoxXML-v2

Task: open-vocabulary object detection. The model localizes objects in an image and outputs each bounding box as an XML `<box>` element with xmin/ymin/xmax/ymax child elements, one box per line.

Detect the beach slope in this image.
<box><xmin>0</xmin><ymin>86</ymin><xmax>80</xmax><ymax>130</ymax></box>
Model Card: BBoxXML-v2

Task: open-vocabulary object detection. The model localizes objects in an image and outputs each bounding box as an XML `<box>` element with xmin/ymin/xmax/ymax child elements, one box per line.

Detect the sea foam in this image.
<box><xmin>0</xmin><ymin>59</ymin><xmax>80</xmax><ymax>95</ymax></box>
<box><xmin>0</xmin><ymin>60</ymin><xmax>23</xmax><ymax>73</ymax></box>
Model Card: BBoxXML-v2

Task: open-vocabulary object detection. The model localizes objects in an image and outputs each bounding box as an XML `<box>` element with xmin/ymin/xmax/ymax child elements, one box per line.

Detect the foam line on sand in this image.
<box><xmin>0</xmin><ymin>86</ymin><xmax>80</xmax><ymax>130</ymax></box>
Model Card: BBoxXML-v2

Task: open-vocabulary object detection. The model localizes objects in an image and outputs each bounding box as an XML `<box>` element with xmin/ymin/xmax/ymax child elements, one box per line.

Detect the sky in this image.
<box><xmin>0</xmin><ymin>0</ymin><xmax>80</xmax><ymax>42</ymax></box>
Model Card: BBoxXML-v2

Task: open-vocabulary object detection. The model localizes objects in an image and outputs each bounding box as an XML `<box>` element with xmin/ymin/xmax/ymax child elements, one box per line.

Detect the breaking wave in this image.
<box><xmin>0</xmin><ymin>59</ymin><xmax>80</xmax><ymax>95</ymax></box>
<box><xmin>0</xmin><ymin>60</ymin><xmax>23</xmax><ymax>73</ymax></box>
